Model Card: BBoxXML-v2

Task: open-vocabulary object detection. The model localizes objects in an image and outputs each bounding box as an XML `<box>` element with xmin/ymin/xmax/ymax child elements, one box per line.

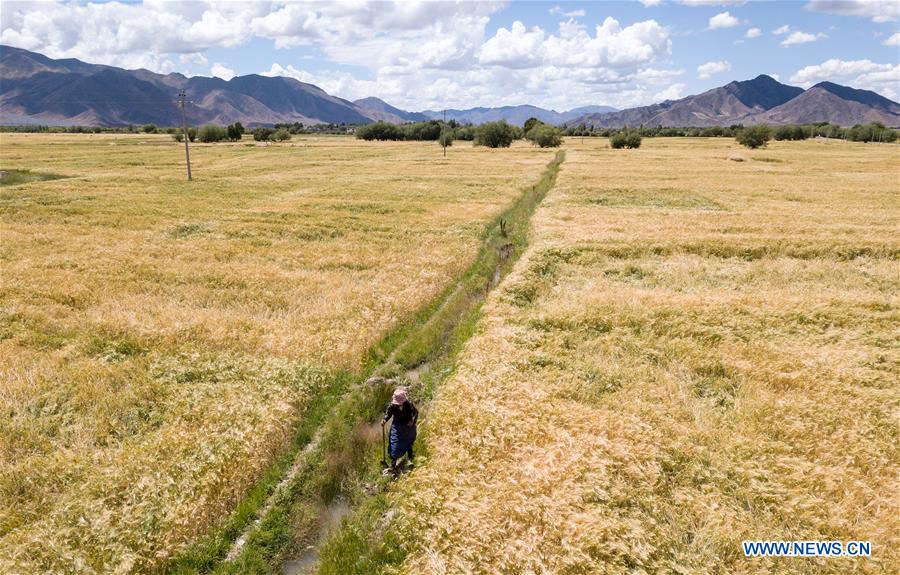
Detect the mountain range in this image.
<box><xmin>1</xmin><ymin>45</ymin><xmax>897</xmax><ymax>128</ymax></box>
<box><xmin>574</xmin><ymin>74</ymin><xmax>899</xmax><ymax>128</ymax></box>
<box><xmin>419</xmin><ymin>105</ymin><xmax>619</xmax><ymax>127</ymax></box>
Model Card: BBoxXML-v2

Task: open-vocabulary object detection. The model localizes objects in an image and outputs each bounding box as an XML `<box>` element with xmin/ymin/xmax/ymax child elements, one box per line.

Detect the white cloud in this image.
<box><xmin>781</xmin><ymin>31</ymin><xmax>825</xmax><ymax>46</ymax></box>
<box><xmin>697</xmin><ymin>59</ymin><xmax>732</xmax><ymax>79</ymax></box>
<box><xmin>480</xmin><ymin>17</ymin><xmax>672</xmax><ymax>69</ymax></box>
<box><xmin>883</xmin><ymin>32</ymin><xmax>900</xmax><ymax>46</ymax></box>
<box><xmin>745</xmin><ymin>27</ymin><xmax>762</xmax><ymax>38</ymax></box>
<box><xmin>638</xmin><ymin>0</ymin><xmax>664</xmax><ymax>6</ymax></box>
<box><xmin>654</xmin><ymin>83</ymin><xmax>685</xmax><ymax>100</ymax></box>
<box><xmin>805</xmin><ymin>0</ymin><xmax>899</xmax><ymax>23</ymax></box>
<box><xmin>180</xmin><ymin>53</ymin><xmax>208</xmax><ymax>67</ymax></box>
<box><xmin>791</xmin><ymin>58</ymin><xmax>900</xmax><ymax>100</ymax></box>
<box><xmin>211</xmin><ymin>63</ymin><xmax>235</xmax><ymax>81</ymax></box>
<box><xmin>773</xmin><ymin>25</ymin><xmax>791</xmax><ymax>35</ymax></box>
<box><xmin>479</xmin><ymin>21</ymin><xmax>546</xmax><ymax>68</ymax></box>
<box><xmin>549</xmin><ymin>5</ymin><xmax>586</xmax><ymax>18</ymax></box>
<box><xmin>708</xmin><ymin>11</ymin><xmax>740</xmax><ymax>29</ymax></box>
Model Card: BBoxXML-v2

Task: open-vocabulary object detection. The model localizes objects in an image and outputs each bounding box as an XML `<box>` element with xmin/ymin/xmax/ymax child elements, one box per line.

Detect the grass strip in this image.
<box><xmin>315</xmin><ymin>150</ymin><xmax>566</xmax><ymax>575</ymax></box>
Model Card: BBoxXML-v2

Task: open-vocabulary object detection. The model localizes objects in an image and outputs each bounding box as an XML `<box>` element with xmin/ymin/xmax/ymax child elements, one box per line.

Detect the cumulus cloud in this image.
<box><xmin>781</xmin><ymin>31</ymin><xmax>825</xmax><ymax>46</ymax></box>
<box><xmin>697</xmin><ymin>60</ymin><xmax>732</xmax><ymax>79</ymax></box>
<box><xmin>791</xmin><ymin>58</ymin><xmax>900</xmax><ymax>99</ymax></box>
<box><xmin>745</xmin><ymin>27</ymin><xmax>762</xmax><ymax>38</ymax></box>
<box><xmin>708</xmin><ymin>11</ymin><xmax>740</xmax><ymax>29</ymax></box>
<box><xmin>0</xmin><ymin>0</ymin><xmax>266</xmax><ymax>72</ymax></box>
<box><xmin>638</xmin><ymin>0</ymin><xmax>664</xmax><ymax>6</ymax></box>
<box><xmin>480</xmin><ymin>17</ymin><xmax>672</xmax><ymax>69</ymax></box>
<box><xmin>654</xmin><ymin>83</ymin><xmax>686</xmax><ymax>100</ymax></box>
<box><xmin>883</xmin><ymin>32</ymin><xmax>900</xmax><ymax>46</ymax></box>
<box><xmin>211</xmin><ymin>63</ymin><xmax>235</xmax><ymax>81</ymax></box>
<box><xmin>479</xmin><ymin>21</ymin><xmax>546</xmax><ymax>68</ymax></box>
<box><xmin>773</xmin><ymin>25</ymin><xmax>791</xmax><ymax>35</ymax></box>
<box><xmin>805</xmin><ymin>0</ymin><xmax>899</xmax><ymax>23</ymax></box>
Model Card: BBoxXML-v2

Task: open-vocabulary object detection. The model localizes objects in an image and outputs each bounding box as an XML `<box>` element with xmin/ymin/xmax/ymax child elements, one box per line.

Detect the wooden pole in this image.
<box><xmin>179</xmin><ymin>90</ymin><xmax>192</xmax><ymax>181</ymax></box>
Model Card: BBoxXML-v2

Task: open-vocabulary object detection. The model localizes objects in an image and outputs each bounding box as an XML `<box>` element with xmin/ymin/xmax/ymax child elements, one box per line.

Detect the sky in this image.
<box><xmin>1</xmin><ymin>0</ymin><xmax>898</xmax><ymax>111</ymax></box>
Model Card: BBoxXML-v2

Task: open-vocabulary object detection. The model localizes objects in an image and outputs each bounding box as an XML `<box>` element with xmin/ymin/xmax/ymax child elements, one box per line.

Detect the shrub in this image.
<box><xmin>253</xmin><ymin>127</ymin><xmax>274</xmax><ymax>141</ymax></box>
<box><xmin>172</xmin><ymin>132</ymin><xmax>183</xmax><ymax>143</ymax></box>
<box><xmin>439</xmin><ymin>127</ymin><xmax>454</xmax><ymax>148</ymax></box>
<box><xmin>527</xmin><ymin>124</ymin><xmax>562</xmax><ymax>148</ymax></box>
<box><xmin>475</xmin><ymin>120</ymin><xmax>517</xmax><ymax>148</ymax></box>
<box><xmin>736</xmin><ymin>125</ymin><xmax>771</xmax><ymax>149</ymax></box>
<box><xmin>610</xmin><ymin>130</ymin><xmax>642</xmax><ymax>149</ymax></box>
<box><xmin>197</xmin><ymin>124</ymin><xmax>227</xmax><ymax>143</ymax></box>
<box><xmin>455</xmin><ymin>125</ymin><xmax>477</xmax><ymax>141</ymax></box>
<box><xmin>142</xmin><ymin>123</ymin><xmax>157</xmax><ymax>134</ymax></box>
<box><xmin>272</xmin><ymin>128</ymin><xmax>292</xmax><ymax>142</ymax></box>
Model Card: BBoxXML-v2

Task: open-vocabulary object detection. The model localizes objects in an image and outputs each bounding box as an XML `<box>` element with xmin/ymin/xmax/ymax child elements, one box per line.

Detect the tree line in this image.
<box><xmin>2</xmin><ymin>119</ymin><xmax>895</xmax><ymax>149</ymax></box>
<box><xmin>562</xmin><ymin>121</ymin><xmax>898</xmax><ymax>143</ymax></box>
<box><xmin>355</xmin><ymin>118</ymin><xmax>565</xmax><ymax>148</ymax></box>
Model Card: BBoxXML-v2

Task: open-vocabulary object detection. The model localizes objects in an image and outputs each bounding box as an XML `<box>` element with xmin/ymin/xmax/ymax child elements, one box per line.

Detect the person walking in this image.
<box><xmin>382</xmin><ymin>387</ymin><xmax>418</xmax><ymax>473</ymax></box>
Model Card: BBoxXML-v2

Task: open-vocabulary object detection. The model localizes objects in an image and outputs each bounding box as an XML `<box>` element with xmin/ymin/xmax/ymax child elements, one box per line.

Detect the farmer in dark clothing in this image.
<box><xmin>382</xmin><ymin>387</ymin><xmax>418</xmax><ymax>472</ymax></box>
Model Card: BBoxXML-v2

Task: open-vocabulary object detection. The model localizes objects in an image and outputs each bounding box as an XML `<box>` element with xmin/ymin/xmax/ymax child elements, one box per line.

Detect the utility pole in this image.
<box><xmin>442</xmin><ymin>109</ymin><xmax>447</xmax><ymax>157</ymax></box>
<box><xmin>178</xmin><ymin>90</ymin><xmax>192</xmax><ymax>181</ymax></box>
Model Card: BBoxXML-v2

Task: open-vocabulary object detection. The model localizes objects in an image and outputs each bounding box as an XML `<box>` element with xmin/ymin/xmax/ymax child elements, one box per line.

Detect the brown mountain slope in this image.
<box><xmin>753</xmin><ymin>84</ymin><xmax>900</xmax><ymax>126</ymax></box>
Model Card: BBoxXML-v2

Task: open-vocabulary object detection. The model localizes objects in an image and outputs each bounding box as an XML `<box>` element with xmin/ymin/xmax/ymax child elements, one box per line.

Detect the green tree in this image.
<box><xmin>355</xmin><ymin>121</ymin><xmax>404</xmax><ymax>141</ymax></box>
<box><xmin>197</xmin><ymin>124</ymin><xmax>226</xmax><ymax>143</ymax></box>
<box><xmin>610</xmin><ymin>130</ymin><xmax>641</xmax><ymax>149</ymax></box>
<box><xmin>773</xmin><ymin>125</ymin><xmax>793</xmax><ymax>141</ymax></box>
<box><xmin>226</xmin><ymin>122</ymin><xmax>244</xmax><ymax>141</ymax></box>
<box><xmin>142</xmin><ymin>123</ymin><xmax>157</xmax><ymax>134</ymax></box>
<box><xmin>523</xmin><ymin>117</ymin><xmax>541</xmax><ymax>135</ymax></box>
<box><xmin>736</xmin><ymin>124</ymin><xmax>772</xmax><ymax>149</ymax></box>
<box><xmin>272</xmin><ymin>128</ymin><xmax>292</xmax><ymax>141</ymax></box>
<box><xmin>475</xmin><ymin>120</ymin><xmax>516</xmax><ymax>148</ymax></box>
<box><xmin>252</xmin><ymin>127</ymin><xmax>274</xmax><ymax>141</ymax></box>
<box><xmin>527</xmin><ymin>124</ymin><xmax>562</xmax><ymax>148</ymax></box>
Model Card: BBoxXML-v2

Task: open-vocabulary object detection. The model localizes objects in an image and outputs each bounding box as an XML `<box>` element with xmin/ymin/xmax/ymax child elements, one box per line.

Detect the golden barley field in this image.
<box><xmin>394</xmin><ymin>138</ymin><xmax>899</xmax><ymax>574</ymax></box>
<box><xmin>0</xmin><ymin>133</ymin><xmax>551</xmax><ymax>573</ymax></box>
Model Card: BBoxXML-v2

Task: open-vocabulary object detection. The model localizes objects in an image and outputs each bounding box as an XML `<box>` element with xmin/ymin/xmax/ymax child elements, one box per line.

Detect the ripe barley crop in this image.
<box><xmin>0</xmin><ymin>133</ymin><xmax>552</xmax><ymax>572</ymax></box>
<box><xmin>393</xmin><ymin>137</ymin><xmax>899</xmax><ymax>574</ymax></box>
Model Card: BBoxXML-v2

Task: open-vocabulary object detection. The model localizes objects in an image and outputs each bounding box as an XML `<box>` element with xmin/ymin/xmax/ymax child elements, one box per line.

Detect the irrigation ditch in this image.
<box><xmin>164</xmin><ymin>149</ymin><xmax>565</xmax><ymax>575</ymax></box>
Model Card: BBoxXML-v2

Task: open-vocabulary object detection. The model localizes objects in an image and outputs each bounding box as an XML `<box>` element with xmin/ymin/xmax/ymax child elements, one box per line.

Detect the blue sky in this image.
<box><xmin>2</xmin><ymin>1</ymin><xmax>898</xmax><ymax>110</ymax></box>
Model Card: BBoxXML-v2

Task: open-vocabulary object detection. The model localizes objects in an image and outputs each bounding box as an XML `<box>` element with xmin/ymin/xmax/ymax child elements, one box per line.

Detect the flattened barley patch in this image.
<box><xmin>586</xmin><ymin>187</ymin><xmax>724</xmax><ymax>210</ymax></box>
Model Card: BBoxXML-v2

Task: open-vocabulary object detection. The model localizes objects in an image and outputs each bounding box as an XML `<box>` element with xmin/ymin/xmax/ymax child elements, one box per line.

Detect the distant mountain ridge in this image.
<box><xmin>420</xmin><ymin>104</ymin><xmax>619</xmax><ymax>127</ymax></box>
<box><xmin>0</xmin><ymin>45</ymin><xmax>371</xmax><ymax>126</ymax></box>
<box><xmin>574</xmin><ymin>74</ymin><xmax>899</xmax><ymax>128</ymax></box>
<box><xmin>1</xmin><ymin>46</ymin><xmax>897</xmax><ymax>128</ymax></box>
<box><xmin>353</xmin><ymin>97</ymin><xmax>429</xmax><ymax>123</ymax></box>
